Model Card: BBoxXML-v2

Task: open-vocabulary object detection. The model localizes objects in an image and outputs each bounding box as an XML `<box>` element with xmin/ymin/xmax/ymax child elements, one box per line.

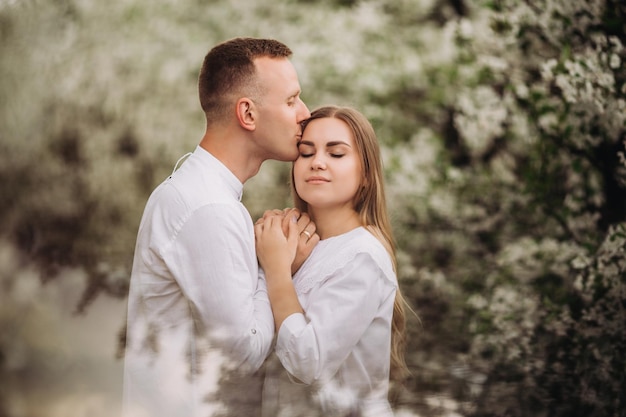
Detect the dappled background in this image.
<box><xmin>1</xmin><ymin>0</ymin><xmax>625</xmax><ymax>416</ymax></box>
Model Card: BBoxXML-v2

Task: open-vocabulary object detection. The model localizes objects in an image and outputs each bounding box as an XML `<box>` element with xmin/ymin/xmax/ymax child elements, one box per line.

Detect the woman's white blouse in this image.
<box><xmin>264</xmin><ymin>227</ymin><xmax>398</xmax><ymax>417</ymax></box>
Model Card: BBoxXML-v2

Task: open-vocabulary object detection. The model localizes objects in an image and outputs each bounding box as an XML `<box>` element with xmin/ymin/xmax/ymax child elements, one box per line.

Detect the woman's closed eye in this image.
<box><xmin>297</xmin><ymin>143</ymin><xmax>314</xmax><ymax>157</ymax></box>
<box><xmin>298</xmin><ymin>152</ymin><xmax>345</xmax><ymax>158</ymax></box>
<box><xmin>297</xmin><ymin>141</ymin><xmax>349</xmax><ymax>158</ymax></box>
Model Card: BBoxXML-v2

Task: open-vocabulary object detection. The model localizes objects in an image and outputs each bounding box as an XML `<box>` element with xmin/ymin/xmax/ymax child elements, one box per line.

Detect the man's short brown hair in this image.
<box><xmin>198</xmin><ymin>37</ymin><xmax>293</xmax><ymax>124</ymax></box>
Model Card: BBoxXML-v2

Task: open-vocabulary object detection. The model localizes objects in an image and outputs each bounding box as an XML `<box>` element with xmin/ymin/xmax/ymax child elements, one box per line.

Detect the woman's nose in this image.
<box><xmin>311</xmin><ymin>154</ymin><xmax>326</xmax><ymax>170</ymax></box>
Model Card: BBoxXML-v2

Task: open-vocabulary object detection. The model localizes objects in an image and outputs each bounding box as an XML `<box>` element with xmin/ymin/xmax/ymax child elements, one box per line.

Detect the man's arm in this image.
<box><xmin>165</xmin><ymin>204</ymin><xmax>274</xmax><ymax>371</ymax></box>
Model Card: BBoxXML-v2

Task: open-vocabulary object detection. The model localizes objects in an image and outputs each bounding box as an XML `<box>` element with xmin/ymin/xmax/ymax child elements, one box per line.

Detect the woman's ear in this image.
<box><xmin>236</xmin><ymin>97</ymin><xmax>256</xmax><ymax>131</ymax></box>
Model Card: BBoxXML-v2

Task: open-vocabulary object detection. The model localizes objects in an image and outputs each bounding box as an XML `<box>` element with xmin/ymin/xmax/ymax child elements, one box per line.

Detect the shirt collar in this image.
<box><xmin>193</xmin><ymin>145</ymin><xmax>244</xmax><ymax>201</ymax></box>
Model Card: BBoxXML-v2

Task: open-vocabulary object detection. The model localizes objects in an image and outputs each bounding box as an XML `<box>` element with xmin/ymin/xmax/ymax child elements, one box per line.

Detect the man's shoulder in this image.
<box><xmin>161</xmin><ymin>168</ymin><xmax>237</xmax><ymax>206</ymax></box>
<box><xmin>142</xmin><ymin>174</ymin><xmax>242</xmax><ymax>235</ymax></box>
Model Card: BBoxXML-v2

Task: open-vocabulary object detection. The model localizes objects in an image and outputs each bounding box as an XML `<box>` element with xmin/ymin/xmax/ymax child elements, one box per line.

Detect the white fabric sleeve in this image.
<box><xmin>163</xmin><ymin>203</ymin><xmax>274</xmax><ymax>371</ymax></box>
<box><xmin>275</xmin><ymin>252</ymin><xmax>392</xmax><ymax>384</ymax></box>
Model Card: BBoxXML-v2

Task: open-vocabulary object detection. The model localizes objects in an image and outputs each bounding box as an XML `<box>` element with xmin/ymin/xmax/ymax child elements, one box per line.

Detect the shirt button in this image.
<box><xmin>251</xmin><ymin>328</ymin><xmax>257</xmax><ymax>334</ymax></box>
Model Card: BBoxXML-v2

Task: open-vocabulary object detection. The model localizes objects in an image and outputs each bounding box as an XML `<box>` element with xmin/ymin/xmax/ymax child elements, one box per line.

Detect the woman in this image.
<box><xmin>255</xmin><ymin>106</ymin><xmax>408</xmax><ymax>417</ymax></box>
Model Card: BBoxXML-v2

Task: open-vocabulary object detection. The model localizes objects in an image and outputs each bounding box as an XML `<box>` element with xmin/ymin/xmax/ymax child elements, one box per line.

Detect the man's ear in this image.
<box><xmin>236</xmin><ymin>98</ymin><xmax>256</xmax><ymax>131</ymax></box>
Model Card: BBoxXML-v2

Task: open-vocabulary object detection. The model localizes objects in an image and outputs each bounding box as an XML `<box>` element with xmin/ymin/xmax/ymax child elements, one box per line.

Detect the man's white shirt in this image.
<box><xmin>123</xmin><ymin>146</ymin><xmax>274</xmax><ymax>417</ymax></box>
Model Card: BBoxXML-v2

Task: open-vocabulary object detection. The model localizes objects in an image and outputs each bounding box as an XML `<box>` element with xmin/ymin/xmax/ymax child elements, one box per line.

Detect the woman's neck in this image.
<box><xmin>309</xmin><ymin>207</ymin><xmax>362</xmax><ymax>240</ymax></box>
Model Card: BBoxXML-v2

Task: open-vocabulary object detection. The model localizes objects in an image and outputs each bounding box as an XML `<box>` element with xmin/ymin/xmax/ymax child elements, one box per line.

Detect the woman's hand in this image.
<box><xmin>255</xmin><ymin>208</ymin><xmax>319</xmax><ymax>274</ymax></box>
<box><xmin>254</xmin><ymin>213</ymin><xmax>298</xmax><ymax>276</ymax></box>
<box><xmin>283</xmin><ymin>209</ymin><xmax>320</xmax><ymax>274</ymax></box>
<box><xmin>254</xmin><ymin>211</ymin><xmax>305</xmax><ymax>329</ymax></box>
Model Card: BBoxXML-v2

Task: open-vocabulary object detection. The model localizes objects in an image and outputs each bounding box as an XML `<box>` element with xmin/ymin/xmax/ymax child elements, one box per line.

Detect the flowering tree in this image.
<box><xmin>381</xmin><ymin>1</ymin><xmax>626</xmax><ymax>416</ymax></box>
<box><xmin>459</xmin><ymin>2</ymin><xmax>626</xmax><ymax>415</ymax></box>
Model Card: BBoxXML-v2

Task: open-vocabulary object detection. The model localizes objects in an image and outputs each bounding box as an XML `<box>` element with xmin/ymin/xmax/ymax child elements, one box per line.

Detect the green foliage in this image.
<box><xmin>421</xmin><ymin>1</ymin><xmax>626</xmax><ymax>416</ymax></box>
<box><xmin>1</xmin><ymin>0</ymin><xmax>625</xmax><ymax>416</ymax></box>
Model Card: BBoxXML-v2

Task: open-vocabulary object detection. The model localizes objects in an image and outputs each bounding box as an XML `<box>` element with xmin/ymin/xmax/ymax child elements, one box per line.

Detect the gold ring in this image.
<box><xmin>302</xmin><ymin>230</ymin><xmax>312</xmax><ymax>239</ymax></box>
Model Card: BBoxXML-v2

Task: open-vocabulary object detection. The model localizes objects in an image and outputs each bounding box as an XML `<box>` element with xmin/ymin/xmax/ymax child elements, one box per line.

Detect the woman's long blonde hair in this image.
<box><xmin>292</xmin><ymin>105</ymin><xmax>409</xmax><ymax>381</ymax></box>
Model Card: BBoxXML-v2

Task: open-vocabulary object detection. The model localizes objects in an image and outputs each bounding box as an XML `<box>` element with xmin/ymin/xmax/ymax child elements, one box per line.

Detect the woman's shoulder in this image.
<box><xmin>346</xmin><ymin>227</ymin><xmax>395</xmax><ymax>278</ymax></box>
<box><xmin>308</xmin><ymin>227</ymin><xmax>382</xmax><ymax>260</ymax></box>
<box><xmin>332</xmin><ymin>226</ymin><xmax>391</xmax><ymax>261</ymax></box>
<box><xmin>294</xmin><ymin>227</ymin><xmax>396</xmax><ymax>294</ymax></box>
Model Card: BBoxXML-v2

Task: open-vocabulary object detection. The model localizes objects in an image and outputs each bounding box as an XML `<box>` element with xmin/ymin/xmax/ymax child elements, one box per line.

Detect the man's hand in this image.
<box><xmin>285</xmin><ymin>209</ymin><xmax>319</xmax><ymax>274</ymax></box>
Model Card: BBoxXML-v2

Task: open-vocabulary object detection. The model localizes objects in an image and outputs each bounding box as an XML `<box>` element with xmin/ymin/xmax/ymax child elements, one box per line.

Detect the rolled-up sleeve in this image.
<box><xmin>274</xmin><ymin>253</ymin><xmax>392</xmax><ymax>384</ymax></box>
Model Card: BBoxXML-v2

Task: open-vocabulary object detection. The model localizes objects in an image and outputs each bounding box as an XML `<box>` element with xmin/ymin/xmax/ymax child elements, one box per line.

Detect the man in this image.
<box><xmin>122</xmin><ymin>38</ymin><xmax>312</xmax><ymax>417</ymax></box>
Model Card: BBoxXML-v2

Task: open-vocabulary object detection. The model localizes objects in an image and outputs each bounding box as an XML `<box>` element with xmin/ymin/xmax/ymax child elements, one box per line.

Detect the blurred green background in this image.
<box><xmin>1</xmin><ymin>0</ymin><xmax>625</xmax><ymax>416</ymax></box>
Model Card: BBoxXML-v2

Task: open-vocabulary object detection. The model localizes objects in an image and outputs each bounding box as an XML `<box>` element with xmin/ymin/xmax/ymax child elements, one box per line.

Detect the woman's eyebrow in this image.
<box><xmin>298</xmin><ymin>140</ymin><xmax>351</xmax><ymax>147</ymax></box>
<box><xmin>326</xmin><ymin>141</ymin><xmax>351</xmax><ymax>148</ymax></box>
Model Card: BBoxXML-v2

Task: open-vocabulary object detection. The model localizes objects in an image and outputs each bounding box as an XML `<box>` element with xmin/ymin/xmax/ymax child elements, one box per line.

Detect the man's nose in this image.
<box><xmin>298</xmin><ymin>99</ymin><xmax>311</xmax><ymax>121</ymax></box>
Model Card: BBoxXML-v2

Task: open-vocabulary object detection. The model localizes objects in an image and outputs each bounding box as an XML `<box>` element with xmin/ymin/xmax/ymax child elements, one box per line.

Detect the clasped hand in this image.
<box><xmin>254</xmin><ymin>208</ymin><xmax>319</xmax><ymax>275</ymax></box>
